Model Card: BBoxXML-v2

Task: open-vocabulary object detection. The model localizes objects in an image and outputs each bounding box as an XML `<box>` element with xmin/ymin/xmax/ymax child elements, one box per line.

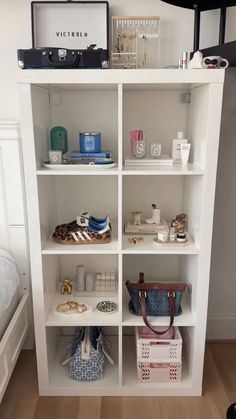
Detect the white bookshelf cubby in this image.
<box><xmin>19</xmin><ymin>69</ymin><xmax>224</xmax><ymax>396</ymax></box>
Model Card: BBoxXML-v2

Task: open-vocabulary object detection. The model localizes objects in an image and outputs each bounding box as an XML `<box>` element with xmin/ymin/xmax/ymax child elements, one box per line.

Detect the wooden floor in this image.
<box><xmin>0</xmin><ymin>343</ymin><xmax>236</xmax><ymax>419</ymax></box>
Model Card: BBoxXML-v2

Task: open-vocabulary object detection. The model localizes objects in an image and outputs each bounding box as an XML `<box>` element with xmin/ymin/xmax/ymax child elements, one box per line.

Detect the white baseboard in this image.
<box><xmin>207</xmin><ymin>317</ymin><xmax>236</xmax><ymax>340</ymax></box>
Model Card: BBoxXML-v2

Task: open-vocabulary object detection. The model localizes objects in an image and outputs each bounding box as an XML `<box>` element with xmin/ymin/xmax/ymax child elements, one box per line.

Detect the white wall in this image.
<box><xmin>1</xmin><ymin>0</ymin><xmax>236</xmax><ymax>338</ymax></box>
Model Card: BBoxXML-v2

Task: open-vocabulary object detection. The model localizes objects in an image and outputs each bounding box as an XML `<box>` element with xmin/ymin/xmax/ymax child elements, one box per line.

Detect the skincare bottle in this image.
<box><xmin>76</xmin><ymin>265</ymin><xmax>85</xmax><ymax>291</ymax></box>
<box><xmin>172</xmin><ymin>131</ymin><xmax>188</xmax><ymax>161</ymax></box>
<box><xmin>169</xmin><ymin>227</ymin><xmax>176</xmax><ymax>242</ymax></box>
<box><xmin>180</xmin><ymin>143</ymin><xmax>191</xmax><ymax>165</ymax></box>
<box><xmin>181</xmin><ymin>52</ymin><xmax>188</xmax><ymax>69</ymax></box>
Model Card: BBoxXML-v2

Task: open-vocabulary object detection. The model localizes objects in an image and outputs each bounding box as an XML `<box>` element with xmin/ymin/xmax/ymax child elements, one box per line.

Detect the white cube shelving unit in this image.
<box><xmin>19</xmin><ymin>69</ymin><xmax>224</xmax><ymax>396</ymax></box>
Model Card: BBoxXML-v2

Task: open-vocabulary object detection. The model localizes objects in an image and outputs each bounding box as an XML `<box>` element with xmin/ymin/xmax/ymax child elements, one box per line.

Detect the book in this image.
<box><xmin>69</xmin><ymin>158</ymin><xmax>114</xmax><ymax>165</ymax></box>
<box><xmin>70</xmin><ymin>151</ymin><xmax>112</xmax><ymax>159</ymax></box>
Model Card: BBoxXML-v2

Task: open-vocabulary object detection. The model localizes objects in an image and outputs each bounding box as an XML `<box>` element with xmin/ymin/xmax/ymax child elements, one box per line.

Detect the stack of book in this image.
<box><xmin>70</xmin><ymin>150</ymin><xmax>113</xmax><ymax>165</ymax></box>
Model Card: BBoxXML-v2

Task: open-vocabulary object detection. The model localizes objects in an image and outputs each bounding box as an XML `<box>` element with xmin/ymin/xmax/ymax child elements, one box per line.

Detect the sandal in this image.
<box><xmin>52</xmin><ymin>212</ymin><xmax>112</xmax><ymax>245</ymax></box>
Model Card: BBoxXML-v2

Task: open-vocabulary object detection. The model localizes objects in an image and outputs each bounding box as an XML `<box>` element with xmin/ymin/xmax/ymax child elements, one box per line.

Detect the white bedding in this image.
<box><xmin>0</xmin><ymin>249</ymin><xmax>19</xmax><ymax>338</ymax></box>
<box><xmin>0</xmin><ymin>289</ymin><xmax>19</xmax><ymax>340</ymax></box>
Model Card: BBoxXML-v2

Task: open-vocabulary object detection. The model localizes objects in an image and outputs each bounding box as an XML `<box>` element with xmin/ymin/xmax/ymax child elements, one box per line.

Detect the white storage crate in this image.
<box><xmin>137</xmin><ymin>361</ymin><xmax>182</xmax><ymax>383</ymax></box>
<box><xmin>135</xmin><ymin>326</ymin><xmax>182</xmax><ymax>363</ymax></box>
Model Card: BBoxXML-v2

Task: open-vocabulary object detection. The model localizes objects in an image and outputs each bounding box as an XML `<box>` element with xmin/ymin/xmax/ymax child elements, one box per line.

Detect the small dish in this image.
<box><xmin>96</xmin><ymin>301</ymin><xmax>117</xmax><ymax>313</ymax></box>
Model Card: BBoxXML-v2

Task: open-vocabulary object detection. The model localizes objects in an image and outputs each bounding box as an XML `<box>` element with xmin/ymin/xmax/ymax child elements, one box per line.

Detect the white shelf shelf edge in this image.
<box><xmin>42</xmin><ymin>234</ymin><xmax>119</xmax><ymax>255</ymax></box>
<box><xmin>122</xmin><ymin>234</ymin><xmax>200</xmax><ymax>255</ymax></box>
<box><xmin>37</xmin><ymin>165</ymin><xmax>119</xmax><ymax>176</ymax></box>
<box><xmin>122</xmin><ymin>163</ymin><xmax>204</xmax><ymax>176</ymax></box>
<box><xmin>36</xmin><ymin>164</ymin><xmax>204</xmax><ymax>177</ymax></box>
<box><xmin>18</xmin><ymin>68</ymin><xmax>225</xmax><ymax>85</ymax></box>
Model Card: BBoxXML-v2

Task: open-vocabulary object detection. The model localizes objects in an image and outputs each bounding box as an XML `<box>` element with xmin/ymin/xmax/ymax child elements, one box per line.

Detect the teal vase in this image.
<box><xmin>50</xmin><ymin>126</ymin><xmax>68</xmax><ymax>155</ymax></box>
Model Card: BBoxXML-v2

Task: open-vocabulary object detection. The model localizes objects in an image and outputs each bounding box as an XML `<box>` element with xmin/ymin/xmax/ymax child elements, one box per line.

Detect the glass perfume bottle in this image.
<box><xmin>76</xmin><ymin>265</ymin><xmax>85</xmax><ymax>292</ymax></box>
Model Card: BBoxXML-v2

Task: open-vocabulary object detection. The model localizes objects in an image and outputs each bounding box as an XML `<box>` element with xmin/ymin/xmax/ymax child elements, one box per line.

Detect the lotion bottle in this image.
<box><xmin>180</xmin><ymin>143</ymin><xmax>191</xmax><ymax>165</ymax></box>
<box><xmin>172</xmin><ymin>131</ymin><xmax>188</xmax><ymax>161</ymax></box>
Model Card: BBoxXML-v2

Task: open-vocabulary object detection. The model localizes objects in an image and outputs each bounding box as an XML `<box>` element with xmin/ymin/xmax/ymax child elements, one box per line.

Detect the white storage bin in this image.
<box><xmin>137</xmin><ymin>361</ymin><xmax>182</xmax><ymax>383</ymax></box>
<box><xmin>135</xmin><ymin>326</ymin><xmax>182</xmax><ymax>363</ymax></box>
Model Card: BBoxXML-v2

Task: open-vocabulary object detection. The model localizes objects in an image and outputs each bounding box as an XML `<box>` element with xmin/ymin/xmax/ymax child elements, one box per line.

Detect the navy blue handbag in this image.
<box><xmin>126</xmin><ymin>272</ymin><xmax>188</xmax><ymax>336</ymax></box>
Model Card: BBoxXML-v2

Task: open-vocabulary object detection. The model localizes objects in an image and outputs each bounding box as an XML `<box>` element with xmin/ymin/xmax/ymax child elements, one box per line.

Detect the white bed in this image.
<box><xmin>0</xmin><ymin>122</ymin><xmax>30</xmax><ymax>403</ymax></box>
<box><xmin>0</xmin><ymin>249</ymin><xmax>20</xmax><ymax>341</ymax></box>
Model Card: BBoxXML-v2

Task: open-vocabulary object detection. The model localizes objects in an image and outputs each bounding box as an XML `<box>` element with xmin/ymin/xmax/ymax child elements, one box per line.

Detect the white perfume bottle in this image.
<box><xmin>172</xmin><ymin>131</ymin><xmax>188</xmax><ymax>161</ymax></box>
<box><xmin>169</xmin><ymin>227</ymin><xmax>176</xmax><ymax>242</ymax></box>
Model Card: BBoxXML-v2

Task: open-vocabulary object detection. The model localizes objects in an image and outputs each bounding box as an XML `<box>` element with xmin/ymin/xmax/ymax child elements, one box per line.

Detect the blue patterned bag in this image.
<box><xmin>61</xmin><ymin>326</ymin><xmax>114</xmax><ymax>381</ymax></box>
<box><xmin>126</xmin><ymin>272</ymin><xmax>188</xmax><ymax>336</ymax></box>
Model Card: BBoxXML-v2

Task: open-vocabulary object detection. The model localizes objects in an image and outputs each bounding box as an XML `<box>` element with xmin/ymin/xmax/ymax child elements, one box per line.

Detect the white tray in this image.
<box><xmin>153</xmin><ymin>234</ymin><xmax>191</xmax><ymax>247</ymax></box>
<box><xmin>43</xmin><ymin>162</ymin><xmax>116</xmax><ymax>170</ymax></box>
<box><xmin>125</xmin><ymin>155</ymin><xmax>173</xmax><ymax>166</ymax></box>
<box><xmin>125</xmin><ymin>219</ymin><xmax>168</xmax><ymax>234</ymax></box>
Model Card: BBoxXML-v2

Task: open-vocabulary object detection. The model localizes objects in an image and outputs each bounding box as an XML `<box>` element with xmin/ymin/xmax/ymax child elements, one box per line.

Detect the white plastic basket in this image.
<box><xmin>135</xmin><ymin>326</ymin><xmax>182</xmax><ymax>362</ymax></box>
<box><xmin>137</xmin><ymin>361</ymin><xmax>182</xmax><ymax>383</ymax></box>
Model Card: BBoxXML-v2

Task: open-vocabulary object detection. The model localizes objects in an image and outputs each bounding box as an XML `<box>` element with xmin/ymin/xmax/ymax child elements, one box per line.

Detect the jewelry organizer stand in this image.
<box><xmin>19</xmin><ymin>69</ymin><xmax>224</xmax><ymax>396</ymax></box>
<box><xmin>111</xmin><ymin>17</ymin><xmax>160</xmax><ymax>69</ymax></box>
